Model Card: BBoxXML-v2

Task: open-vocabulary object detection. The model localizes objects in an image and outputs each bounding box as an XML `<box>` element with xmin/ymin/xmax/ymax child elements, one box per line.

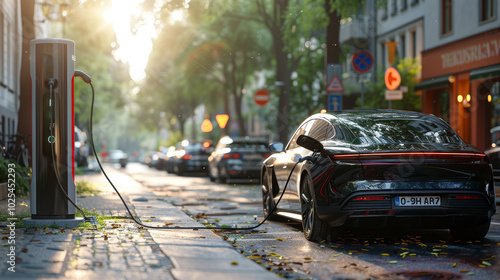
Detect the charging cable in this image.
<box><xmin>75</xmin><ymin>70</ymin><xmax>310</xmax><ymax>230</ymax></box>
<box><xmin>47</xmin><ymin>77</ymin><xmax>98</xmax><ymax>229</ymax></box>
<box><xmin>60</xmin><ymin>70</ymin><xmax>306</xmax><ymax>231</ymax></box>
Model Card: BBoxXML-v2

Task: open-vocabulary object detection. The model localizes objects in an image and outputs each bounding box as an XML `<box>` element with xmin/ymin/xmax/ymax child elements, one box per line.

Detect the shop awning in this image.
<box><xmin>470</xmin><ymin>64</ymin><xmax>500</xmax><ymax>81</ymax></box>
<box><xmin>414</xmin><ymin>75</ymin><xmax>450</xmax><ymax>91</ymax></box>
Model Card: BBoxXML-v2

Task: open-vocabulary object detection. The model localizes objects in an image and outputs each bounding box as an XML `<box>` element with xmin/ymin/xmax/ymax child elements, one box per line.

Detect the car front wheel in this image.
<box><xmin>261</xmin><ymin>172</ymin><xmax>277</xmax><ymax>220</ymax></box>
<box><xmin>300</xmin><ymin>174</ymin><xmax>329</xmax><ymax>242</ymax></box>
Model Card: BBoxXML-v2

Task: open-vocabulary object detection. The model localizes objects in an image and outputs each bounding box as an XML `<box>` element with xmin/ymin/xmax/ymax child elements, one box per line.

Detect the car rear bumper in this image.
<box><xmin>317</xmin><ymin>190</ymin><xmax>496</xmax><ymax>228</ymax></box>
<box><xmin>180</xmin><ymin>161</ymin><xmax>209</xmax><ymax>173</ymax></box>
<box><xmin>221</xmin><ymin>164</ymin><xmax>261</xmax><ymax>179</ymax></box>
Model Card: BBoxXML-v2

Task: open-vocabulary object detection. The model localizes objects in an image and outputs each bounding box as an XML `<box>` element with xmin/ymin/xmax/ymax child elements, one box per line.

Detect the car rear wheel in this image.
<box><xmin>449</xmin><ymin>218</ymin><xmax>491</xmax><ymax>240</ymax></box>
<box><xmin>208</xmin><ymin>166</ymin><xmax>215</xmax><ymax>182</ymax></box>
<box><xmin>300</xmin><ymin>174</ymin><xmax>329</xmax><ymax>242</ymax></box>
<box><xmin>218</xmin><ymin>167</ymin><xmax>227</xmax><ymax>184</ymax></box>
<box><xmin>262</xmin><ymin>172</ymin><xmax>277</xmax><ymax>220</ymax></box>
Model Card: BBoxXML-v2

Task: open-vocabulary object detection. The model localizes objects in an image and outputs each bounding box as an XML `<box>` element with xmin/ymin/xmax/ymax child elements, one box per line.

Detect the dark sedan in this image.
<box><xmin>261</xmin><ymin>110</ymin><xmax>496</xmax><ymax>241</ymax></box>
<box><xmin>173</xmin><ymin>141</ymin><xmax>213</xmax><ymax>176</ymax></box>
<box><xmin>208</xmin><ymin>136</ymin><xmax>270</xmax><ymax>183</ymax></box>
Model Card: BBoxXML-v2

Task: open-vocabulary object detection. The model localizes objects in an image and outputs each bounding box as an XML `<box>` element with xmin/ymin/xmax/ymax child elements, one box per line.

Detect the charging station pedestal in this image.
<box><xmin>23</xmin><ymin>38</ymin><xmax>84</xmax><ymax>228</ymax></box>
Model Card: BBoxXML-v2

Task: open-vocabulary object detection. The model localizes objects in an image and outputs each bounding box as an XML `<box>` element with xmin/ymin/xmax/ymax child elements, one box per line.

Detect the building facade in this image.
<box><xmin>340</xmin><ymin>0</ymin><xmax>500</xmax><ymax>152</ymax></box>
<box><xmin>415</xmin><ymin>0</ymin><xmax>500</xmax><ymax>151</ymax></box>
<box><xmin>1</xmin><ymin>1</ymin><xmax>47</xmax><ymax>148</ymax></box>
<box><xmin>339</xmin><ymin>0</ymin><xmax>425</xmax><ymax>106</ymax></box>
<box><xmin>0</xmin><ymin>0</ymin><xmax>22</xmax><ymax>146</ymax></box>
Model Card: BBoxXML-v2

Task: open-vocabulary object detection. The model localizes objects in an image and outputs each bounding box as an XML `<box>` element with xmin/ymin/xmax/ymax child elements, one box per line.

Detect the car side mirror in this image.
<box><xmin>297</xmin><ymin>135</ymin><xmax>324</xmax><ymax>154</ymax></box>
<box><xmin>269</xmin><ymin>142</ymin><xmax>284</xmax><ymax>153</ymax></box>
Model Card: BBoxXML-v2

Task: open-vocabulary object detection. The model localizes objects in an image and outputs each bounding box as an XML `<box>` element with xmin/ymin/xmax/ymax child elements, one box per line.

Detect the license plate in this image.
<box><xmin>243</xmin><ymin>154</ymin><xmax>262</xmax><ymax>160</ymax></box>
<box><xmin>395</xmin><ymin>196</ymin><xmax>441</xmax><ymax>207</ymax></box>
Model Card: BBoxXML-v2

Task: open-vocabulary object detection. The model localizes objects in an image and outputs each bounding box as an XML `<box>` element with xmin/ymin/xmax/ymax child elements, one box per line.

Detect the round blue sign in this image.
<box><xmin>351</xmin><ymin>50</ymin><xmax>373</xmax><ymax>74</ymax></box>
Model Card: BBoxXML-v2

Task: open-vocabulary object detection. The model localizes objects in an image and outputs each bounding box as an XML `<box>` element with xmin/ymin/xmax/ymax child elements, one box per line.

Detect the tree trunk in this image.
<box><xmin>274</xmin><ymin>34</ymin><xmax>289</xmax><ymax>143</ymax></box>
<box><xmin>223</xmin><ymin>91</ymin><xmax>230</xmax><ymax>135</ymax></box>
<box><xmin>234</xmin><ymin>94</ymin><xmax>246</xmax><ymax>136</ymax></box>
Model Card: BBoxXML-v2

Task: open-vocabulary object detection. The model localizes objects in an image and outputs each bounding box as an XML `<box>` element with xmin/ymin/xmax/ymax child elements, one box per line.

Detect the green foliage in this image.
<box><xmin>360</xmin><ymin>58</ymin><xmax>422</xmax><ymax>111</ymax></box>
<box><xmin>0</xmin><ymin>157</ymin><xmax>31</xmax><ymax>196</ymax></box>
<box><xmin>76</xmin><ymin>181</ymin><xmax>100</xmax><ymax>196</ymax></box>
<box><xmin>283</xmin><ymin>0</ymin><xmax>328</xmax><ymax>54</ymax></box>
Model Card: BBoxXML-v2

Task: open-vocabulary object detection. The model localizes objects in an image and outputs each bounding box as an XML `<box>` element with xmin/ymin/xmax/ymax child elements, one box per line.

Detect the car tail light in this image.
<box><xmin>330</xmin><ymin>152</ymin><xmax>487</xmax><ymax>160</ymax></box>
<box><xmin>455</xmin><ymin>195</ymin><xmax>482</xmax><ymax>200</ymax></box>
<box><xmin>223</xmin><ymin>153</ymin><xmax>241</xmax><ymax>159</ymax></box>
<box><xmin>263</xmin><ymin>154</ymin><xmax>271</xmax><ymax>158</ymax></box>
<box><xmin>182</xmin><ymin>154</ymin><xmax>192</xmax><ymax>160</ymax></box>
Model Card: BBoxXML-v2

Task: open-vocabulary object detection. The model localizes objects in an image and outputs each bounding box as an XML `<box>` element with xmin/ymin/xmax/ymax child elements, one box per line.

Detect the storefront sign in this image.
<box><xmin>422</xmin><ymin>30</ymin><xmax>500</xmax><ymax>80</ymax></box>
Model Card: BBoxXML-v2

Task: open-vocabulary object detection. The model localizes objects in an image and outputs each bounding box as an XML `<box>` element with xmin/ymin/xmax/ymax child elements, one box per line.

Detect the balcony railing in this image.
<box><xmin>339</xmin><ymin>15</ymin><xmax>370</xmax><ymax>45</ymax></box>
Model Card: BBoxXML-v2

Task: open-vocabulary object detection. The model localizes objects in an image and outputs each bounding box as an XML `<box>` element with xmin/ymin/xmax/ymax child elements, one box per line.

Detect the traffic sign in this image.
<box><xmin>385</xmin><ymin>67</ymin><xmax>401</xmax><ymax>90</ymax></box>
<box><xmin>254</xmin><ymin>89</ymin><xmax>270</xmax><ymax>106</ymax></box>
<box><xmin>351</xmin><ymin>51</ymin><xmax>373</xmax><ymax>73</ymax></box>
<box><xmin>385</xmin><ymin>90</ymin><xmax>403</xmax><ymax>100</ymax></box>
<box><xmin>201</xmin><ymin>119</ymin><xmax>213</xmax><ymax>132</ymax></box>
<box><xmin>326</xmin><ymin>74</ymin><xmax>344</xmax><ymax>93</ymax></box>
<box><xmin>215</xmin><ymin>114</ymin><xmax>229</xmax><ymax>129</ymax></box>
<box><xmin>327</xmin><ymin>93</ymin><xmax>342</xmax><ymax>111</ymax></box>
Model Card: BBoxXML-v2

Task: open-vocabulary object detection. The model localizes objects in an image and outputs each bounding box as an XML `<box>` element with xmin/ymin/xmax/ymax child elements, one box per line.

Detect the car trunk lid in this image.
<box><xmin>331</xmin><ymin>148</ymin><xmax>486</xmax><ymax>181</ymax></box>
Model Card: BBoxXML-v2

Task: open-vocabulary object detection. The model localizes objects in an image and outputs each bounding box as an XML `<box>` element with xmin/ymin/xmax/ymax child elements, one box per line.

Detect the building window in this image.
<box><xmin>0</xmin><ymin>11</ymin><xmax>4</xmax><ymax>84</ymax></box>
<box><xmin>391</xmin><ymin>0</ymin><xmax>398</xmax><ymax>16</ymax></box>
<box><xmin>1</xmin><ymin>116</ymin><xmax>5</xmax><ymax>144</ymax></box>
<box><xmin>400</xmin><ymin>0</ymin><xmax>408</xmax><ymax>11</ymax></box>
<box><xmin>381</xmin><ymin>42</ymin><xmax>386</xmax><ymax>68</ymax></box>
<box><xmin>411</xmin><ymin>30</ymin><xmax>417</xmax><ymax>58</ymax></box>
<box><xmin>440</xmin><ymin>91</ymin><xmax>450</xmax><ymax>123</ymax></box>
<box><xmin>441</xmin><ymin>0</ymin><xmax>452</xmax><ymax>35</ymax></box>
<box><xmin>381</xmin><ymin>0</ymin><xmax>388</xmax><ymax>20</ymax></box>
<box><xmin>7</xmin><ymin>19</ymin><xmax>13</xmax><ymax>88</ymax></box>
<box><xmin>481</xmin><ymin>0</ymin><xmax>495</xmax><ymax>22</ymax></box>
<box><xmin>400</xmin><ymin>34</ymin><xmax>406</xmax><ymax>58</ymax></box>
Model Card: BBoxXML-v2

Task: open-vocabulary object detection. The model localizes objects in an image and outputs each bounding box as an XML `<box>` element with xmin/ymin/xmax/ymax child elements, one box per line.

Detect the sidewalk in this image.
<box><xmin>0</xmin><ymin>168</ymin><xmax>280</xmax><ymax>280</ymax></box>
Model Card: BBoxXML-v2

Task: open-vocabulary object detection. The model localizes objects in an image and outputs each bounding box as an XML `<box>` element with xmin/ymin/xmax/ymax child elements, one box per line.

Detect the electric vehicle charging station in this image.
<box><xmin>23</xmin><ymin>38</ymin><xmax>84</xmax><ymax>228</ymax></box>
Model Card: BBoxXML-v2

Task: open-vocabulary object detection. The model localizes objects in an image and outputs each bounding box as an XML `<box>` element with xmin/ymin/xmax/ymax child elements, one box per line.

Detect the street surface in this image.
<box><xmin>121</xmin><ymin>162</ymin><xmax>500</xmax><ymax>280</ymax></box>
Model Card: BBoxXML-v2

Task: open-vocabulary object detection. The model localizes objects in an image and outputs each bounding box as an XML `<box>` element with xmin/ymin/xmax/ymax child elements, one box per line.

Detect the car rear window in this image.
<box><xmin>345</xmin><ymin>118</ymin><xmax>464</xmax><ymax>145</ymax></box>
<box><xmin>229</xmin><ymin>142</ymin><xmax>268</xmax><ymax>152</ymax></box>
<box><xmin>186</xmin><ymin>143</ymin><xmax>212</xmax><ymax>154</ymax></box>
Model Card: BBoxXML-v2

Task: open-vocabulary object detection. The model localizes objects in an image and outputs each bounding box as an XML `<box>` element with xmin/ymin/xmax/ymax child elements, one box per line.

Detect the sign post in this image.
<box><xmin>326</xmin><ymin>73</ymin><xmax>344</xmax><ymax>111</ymax></box>
<box><xmin>352</xmin><ymin>51</ymin><xmax>373</xmax><ymax>109</ymax></box>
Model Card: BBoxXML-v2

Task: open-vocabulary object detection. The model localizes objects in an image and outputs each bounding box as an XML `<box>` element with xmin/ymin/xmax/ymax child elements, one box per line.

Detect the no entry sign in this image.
<box><xmin>254</xmin><ymin>90</ymin><xmax>270</xmax><ymax>106</ymax></box>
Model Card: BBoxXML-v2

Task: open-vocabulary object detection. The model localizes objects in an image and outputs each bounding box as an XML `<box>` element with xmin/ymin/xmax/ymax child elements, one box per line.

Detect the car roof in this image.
<box><xmin>306</xmin><ymin>110</ymin><xmax>443</xmax><ymax>126</ymax></box>
<box><xmin>219</xmin><ymin>136</ymin><xmax>268</xmax><ymax>143</ymax></box>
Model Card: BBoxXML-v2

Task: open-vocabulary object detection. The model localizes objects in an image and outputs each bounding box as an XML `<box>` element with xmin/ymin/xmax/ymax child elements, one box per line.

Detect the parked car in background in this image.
<box><xmin>172</xmin><ymin>141</ymin><xmax>213</xmax><ymax>176</ymax></box>
<box><xmin>74</xmin><ymin>126</ymin><xmax>89</xmax><ymax>167</ymax></box>
<box><xmin>109</xmin><ymin>149</ymin><xmax>128</xmax><ymax>168</ymax></box>
<box><xmin>208</xmin><ymin>136</ymin><xmax>270</xmax><ymax>183</ymax></box>
<box><xmin>485</xmin><ymin>126</ymin><xmax>500</xmax><ymax>184</ymax></box>
<box><xmin>262</xmin><ymin>110</ymin><xmax>496</xmax><ymax>241</ymax></box>
<box><xmin>163</xmin><ymin>146</ymin><xmax>178</xmax><ymax>173</ymax></box>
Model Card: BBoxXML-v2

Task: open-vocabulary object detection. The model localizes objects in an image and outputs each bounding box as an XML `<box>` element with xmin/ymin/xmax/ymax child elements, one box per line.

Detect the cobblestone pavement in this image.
<box><xmin>0</xmin><ymin>167</ymin><xmax>280</xmax><ymax>280</ymax></box>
